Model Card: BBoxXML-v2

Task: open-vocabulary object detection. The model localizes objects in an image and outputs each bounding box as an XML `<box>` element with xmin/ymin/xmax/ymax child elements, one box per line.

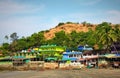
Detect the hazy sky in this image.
<box><xmin>0</xmin><ymin>0</ymin><xmax>120</xmax><ymax>44</ymax></box>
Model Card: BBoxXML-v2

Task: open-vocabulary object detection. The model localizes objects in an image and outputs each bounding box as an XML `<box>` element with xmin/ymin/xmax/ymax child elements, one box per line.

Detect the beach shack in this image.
<box><xmin>105</xmin><ymin>54</ymin><xmax>120</xmax><ymax>68</ymax></box>
<box><xmin>59</xmin><ymin>51</ymin><xmax>84</xmax><ymax>69</ymax></box>
<box><xmin>0</xmin><ymin>56</ymin><xmax>12</xmax><ymax>65</ymax></box>
<box><xmin>12</xmin><ymin>56</ymin><xmax>26</xmax><ymax>66</ymax></box>
<box><xmin>62</xmin><ymin>51</ymin><xmax>82</xmax><ymax>62</ymax></box>
<box><xmin>83</xmin><ymin>54</ymin><xmax>98</xmax><ymax>68</ymax></box>
<box><xmin>14</xmin><ymin>51</ymin><xmax>39</xmax><ymax>61</ymax></box>
<box><xmin>14</xmin><ymin>47</ymin><xmax>43</xmax><ymax>62</ymax></box>
<box><xmin>98</xmin><ymin>53</ymin><xmax>120</xmax><ymax>68</ymax></box>
<box><xmin>39</xmin><ymin>45</ymin><xmax>66</xmax><ymax>62</ymax></box>
<box><xmin>81</xmin><ymin>50</ymin><xmax>99</xmax><ymax>68</ymax></box>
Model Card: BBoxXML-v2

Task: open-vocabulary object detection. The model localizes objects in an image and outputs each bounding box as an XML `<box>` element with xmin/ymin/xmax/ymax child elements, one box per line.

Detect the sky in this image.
<box><xmin>0</xmin><ymin>0</ymin><xmax>120</xmax><ymax>44</ymax></box>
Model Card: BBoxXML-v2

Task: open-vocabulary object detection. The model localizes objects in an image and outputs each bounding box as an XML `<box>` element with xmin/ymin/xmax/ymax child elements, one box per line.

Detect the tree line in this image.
<box><xmin>0</xmin><ymin>22</ymin><xmax>120</xmax><ymax>56</ymax></box>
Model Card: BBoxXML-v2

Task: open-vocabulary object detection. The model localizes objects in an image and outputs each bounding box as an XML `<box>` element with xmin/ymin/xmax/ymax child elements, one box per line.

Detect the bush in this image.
<box><xmin>58</xmin><ymin>22</ymin><xmax>65</xmax><ymax>26</ymax></box>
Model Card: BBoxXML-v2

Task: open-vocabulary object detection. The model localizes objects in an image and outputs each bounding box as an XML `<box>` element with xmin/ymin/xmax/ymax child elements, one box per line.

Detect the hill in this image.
<box><xmin>44</xmin><ymin>23</ymin><xmax>96</xmax><ymax>40</ymax></box>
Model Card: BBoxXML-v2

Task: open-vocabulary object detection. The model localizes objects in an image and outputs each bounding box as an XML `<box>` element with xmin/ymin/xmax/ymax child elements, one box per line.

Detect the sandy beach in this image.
<box><xmin>0</xmin><ymin>69</ymin><xmax>120</xmax><ymax>78</ymax></box>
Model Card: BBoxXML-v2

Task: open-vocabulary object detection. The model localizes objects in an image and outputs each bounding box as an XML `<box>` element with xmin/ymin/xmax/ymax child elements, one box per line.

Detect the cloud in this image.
<box><xmin>79</xmin><ymin>0</ymin><xmax>102</xmax><ymax>6</ymax></box>
<box><xmin>0</xmin><ymin>15</ymin><xmax>47</xmax><ymax>44</ymax></box>
<box><xmin>0</xmin><ymin>0</ymin><xmax>47</xmax><ymax>44</ymax></box>
<box><xmin>0</xmin><ymin>16</ymin><xmax>44</xmax><ymax>33</ymax></box>
<box><xmin>68</xmin><ymin>13</ymin><xmax>93</xmax><ymax>19</ymax></box>
<box><xmin>107</xmin><ymin>10</ymin><xmax>120</xmax><ymax>16</ymax></box>
<box><xmin>106</xmin><ymin>10</ymin><xmax>120</xmax><ymax>24</ymax></box>
<box><xmin>0</xmin><ymin>0</ymin><xmax>45</xmax><ymax>15</ymax></box>
<box><xmin>58</xmin><ymin>12</ymin><xmax>97</xmax><ymax>23</ymax></box>
<box><xmin>65</xmin><ymin>9</ymin><xmax>120</xmax><ymax>24</ymax></box>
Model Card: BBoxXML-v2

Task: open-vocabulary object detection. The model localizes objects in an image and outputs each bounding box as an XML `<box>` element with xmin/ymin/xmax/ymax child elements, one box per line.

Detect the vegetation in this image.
<box><xmin>57</xmin><ymin>22</ymin><xmax>79</xmax><ymax>27</ymax></box>
<box><xmin>57</xmin><ymin>22</ymin><xmax>65</xmax><ymax>26</ymax></box>
<box><xmin>0</xmin><ymin>22</ymin><xmax>120</xmax><ymax>56</ymax></box>
<box><xmin>94</xmin><ymin>22</ymin><xmax>118</xmax><ymax>52</ymax></box>
<box><xmin>81</xmin><ymin>21</ymin><xmax>93</xmax><ymax>27</ymax></box>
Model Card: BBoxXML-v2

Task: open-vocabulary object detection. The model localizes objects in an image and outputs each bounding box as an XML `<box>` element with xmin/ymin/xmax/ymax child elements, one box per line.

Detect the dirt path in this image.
<box><xmin>0</xmin><ymin>69</ymin><xmax>120</xmax><ymax>78</ymax></box>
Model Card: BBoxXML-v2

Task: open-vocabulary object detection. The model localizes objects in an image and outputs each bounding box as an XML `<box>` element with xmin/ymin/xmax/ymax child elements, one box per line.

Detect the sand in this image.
<box><xmin>0</xmin><ymin>69</ymin><xmax>120</xmax><ymax>78</ymax></box>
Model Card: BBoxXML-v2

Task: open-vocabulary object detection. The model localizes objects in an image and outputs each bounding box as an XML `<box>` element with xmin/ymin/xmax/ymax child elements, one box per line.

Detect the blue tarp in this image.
<box><xmin>115</xmin><ymin>54</ymin><xmax>120</xmax><ymax>56</ymax></box>
<box><xmin>78</xmin><ymin>46</ymin><xmax>84</xmax><ymax>51</ymax></box>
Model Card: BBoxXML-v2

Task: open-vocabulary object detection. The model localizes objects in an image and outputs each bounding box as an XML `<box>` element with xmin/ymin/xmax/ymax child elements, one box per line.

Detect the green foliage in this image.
<box><xmin>9</xmin><ymin>40</ymin><xmax>17</xmax><ymax>52</ymax></box>
<box><xmin>84</xmin><ymin>30</ymin><xmax>95</xmax><ymax>46</ymax></box>
<box><xmin>0</xmin><ymin>43</ymin><xmax>10</xmax><ymax>56</ymax></box>
<box><xmin>2</xmin><ymin>43</ymin><xmax>9</xmax><ymax>50</ymax></box>
<box><xmin>4</xmin><ymin>35</ymin><xmax>9</xmax><ymax>40</ymax></box>
<box><xmin>15</xmin><ymin>38</ymin><xmax>28</xmax><ymax>51</ymax></box>
<box><xmin>81</xmin><ymin>21</ymin><xmax>92</xmax><ymax>27</ymax></box>
<box><xmin>94</xmin><ymin>22</ymin><xmax>119</xmax><ymax>53</ymax></box>
<box><xmin>66</xmin><ymin>22</ymin><xmax>73</xmax><ymax>24</ymax></box>
<box><xmin>53</xmin><ymin>31</ymin><xmax>70</xmax><ymax>46</ymax></box>
<box><xmin>10</xmin><ymin>32</ymin><xmax>18</xmax><ymax>41</ymax></box>
<box><xmin>114</xmin><ymin>24</ymin><xmax>120</xmax><ymax>41</ymax></box>
<box><xmin>2</xmin><ymin>31</ymin><xmax>45</xmax><ymax>52</ymax></box>
<box><xmin>57</xmin><ymin>22</ymin><xmax>65</xmax><ymax>26</ymax></box>
<box><xmin>81</xmin><ymin>21</ymin><xmax>87</xmax><ymax>26</ymax></box>
<box><xmin>45</xmin><ymin>30</ymin><xmax>49</xmax><ymax>32</ymax></box>
<box><xmin>2</xmin><ymin>22</ymin><xmax>120</xmax><ymax>53</ymax></box>
<box><xmin>66</xmin><ymin>22</ymin><xmax>79</xmax><ymax>24</ymax></box>
<box><xmin>57</xmin><ymin>22</ymin><xmax>79</xmax><ymax>27</ymax></box>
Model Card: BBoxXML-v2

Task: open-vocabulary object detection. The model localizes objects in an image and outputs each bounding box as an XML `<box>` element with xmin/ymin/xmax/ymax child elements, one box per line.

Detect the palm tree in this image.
<box><xmin>10</xmin><ymin>32</ymin><xmax>18</xmax><ymax>42</ymax></box>
<box><xmin>114</xmin><ymin>24</ymin><xmax>120</xmax><ymax>41</ymax></box>
<box><xmin>111</xmin><ymin>24</ymin><xmax>120</xmax><ymax>53</ymax></box>
<box><xmin>4</xmin><ymin>35</ymin><xmax>9</xmax><ymax>43</ymax></box>
<box><xmin>95</xmin><ymin>22</ymin><xmax>118</xmax><ymax>53</ymax></box>
<box><xmin>5</xmin><ymin>35</ymin><xmax>9</xmax><ymax>40</ymax></box>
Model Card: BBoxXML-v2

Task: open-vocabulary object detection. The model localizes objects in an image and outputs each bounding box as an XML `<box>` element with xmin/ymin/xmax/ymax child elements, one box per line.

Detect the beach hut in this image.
<box><xmin>83</xmin><ymin>54</ymin><xmax>98</xmax><ymax>68</ymax></box>
<box><xmin>62</xmin><ymin>51</ymin><xmax>82</xmax><ymax>62</ymax></box>
<box><xmin>39</xmin><ymin>45</ymin><xmax>66</xmax><ymax>61</ymax></box>
<box><xmin>12</xmin><ymin>56</ymin><xmax>30</xmax><ymax>66</ymax></box>
<box><xmin>98</xmin><ymin>53</ymin><xmax>120</xmax><ymax>68</ymax></box>
<box><xmin>105</xmin><ymin>54</ymin><xmax>120</xmax><ymax>68</ymax></box>
<box><xmin>0</xmin><ymin>56</ymin><xmax>12</xmax><ymax>65</ymax></box>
